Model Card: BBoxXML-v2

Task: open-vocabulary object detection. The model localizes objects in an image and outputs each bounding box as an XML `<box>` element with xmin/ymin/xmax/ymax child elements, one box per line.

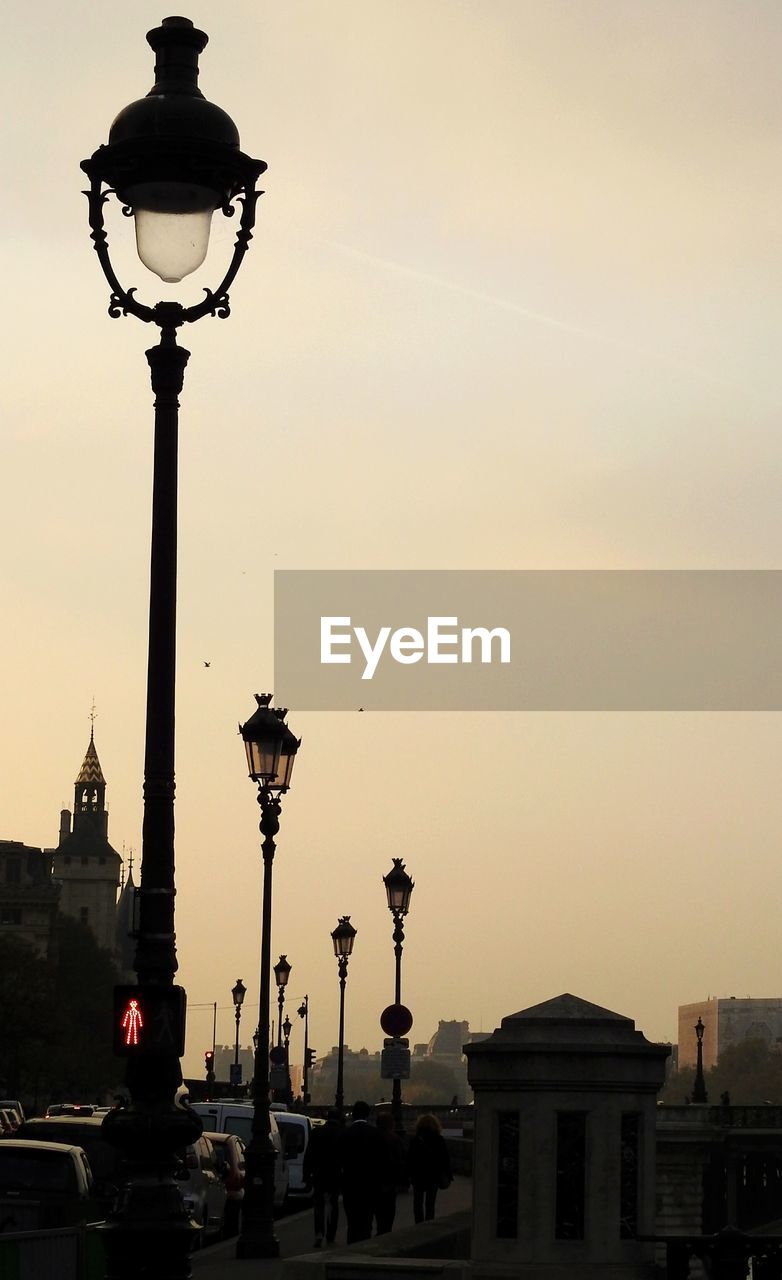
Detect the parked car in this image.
<box><xmin>177</xmin><ymin>1135</ymin><xmax>226</xmax><ymax>1244</ymax></box>
<box><xmin>189</xmin><ymin>1102</ymin><xmax>288</xmax><ymax>1210</ymax></box>
<box><xmin>0</xmin><ymin>1111</ymin><xmax>17</xmax><ymax>1138</ymax></box>
<box><xmin>0</xmin><ymin>1139</ymin><xmax>98</xmax><ymax>1231</ymax></box>
<box><xmin>0</xmin><ymin>1102</ymin><xmax>25</xmax><ymax>1125</ymax></box>
<box><xmin>203</xmin><ymin>1131</ymin><xmax>245</xmax><ymax>1236</ymax></box>
<box><xmin>273</xmin><ymin>1113</ymin><xmax>316</xmax><ymax>1201</ymax></box>
<box><xmin>44</xmin><ymin>1103</ymin><xmax>95</xmax><ymax>1118</ymax></box>
<box><xmin>16</xmin><ymin>1116</ymin><xmax>124</xmax><ymax>1217</ymax></box>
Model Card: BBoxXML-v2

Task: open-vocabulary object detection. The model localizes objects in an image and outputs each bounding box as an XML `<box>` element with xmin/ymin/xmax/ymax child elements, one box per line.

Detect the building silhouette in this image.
<box><xmin>0</xmin><ymin>840</ymin><xmax>60</xmax><ymax>957</ymax></box>
<box><xmin>678</xmin><ymin>996</ymin><xmax>782</xmax><ymax>1071</ymax></box>
<box><xmin>0</xmin><ymin>724</ymin><xmax>134</xmax><ymax>969</ymax></box>
<box><xmin>51</xmin><ymin>728</ymin><xmax>122</xmax><ymax>953</ymax></box>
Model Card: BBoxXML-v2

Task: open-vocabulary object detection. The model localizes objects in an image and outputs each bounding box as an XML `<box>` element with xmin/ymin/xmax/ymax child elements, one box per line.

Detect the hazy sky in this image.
<box><xmin>3</xmin><ymin>1</ymin><xmax>781</xmax><ymax>1081</ymax></box>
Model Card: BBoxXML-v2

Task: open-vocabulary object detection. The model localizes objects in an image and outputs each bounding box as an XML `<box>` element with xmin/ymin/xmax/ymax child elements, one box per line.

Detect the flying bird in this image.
<box><xmin>203</xmin><ymin>661</ymin><xmax>211</xmax><ymax>668</ymax></box>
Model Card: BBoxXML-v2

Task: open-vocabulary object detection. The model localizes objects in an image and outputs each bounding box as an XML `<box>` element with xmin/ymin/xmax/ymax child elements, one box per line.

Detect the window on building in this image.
<box><xmin>620</xmin><ymin>1112</ymin><xmax>641</xmax><ymax>1239</ymax></box>
<box><xmin>555</xmin><ymin>1111</ymin><xmax>587</xmax><ymax>1240</ymax></box>
<box><xmin>5</xmin><ymin>859</ymin><xmax>21</xmax><ymax>885</ymax></box>
<box><xmin>80</xmin><ymin>907</ymin><xmax>89</xmax><ymax>926</ymax></box>
<box><xmin>496</xmin><ymin>1110</ymin><xmax>520</xmax><ymax>1238</ymax></box>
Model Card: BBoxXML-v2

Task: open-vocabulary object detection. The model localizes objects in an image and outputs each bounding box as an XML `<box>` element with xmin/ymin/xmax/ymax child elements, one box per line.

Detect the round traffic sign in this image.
<box><xmin>269</xmin><ymin>1045</ymin><xmax>287</xmax><ymax>1065</ymax></box>
<box><xmin>380</xmin><ymin>1003</ymin><xmax>413</xmax><ymax>1037</ymax></box>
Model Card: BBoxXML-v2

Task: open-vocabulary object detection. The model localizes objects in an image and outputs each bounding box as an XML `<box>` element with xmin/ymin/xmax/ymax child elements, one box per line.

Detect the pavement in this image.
<box><xmin>191</xmin><ymin>1177</ymin><xmax>473</xmax><ymax>1280</ymax></box>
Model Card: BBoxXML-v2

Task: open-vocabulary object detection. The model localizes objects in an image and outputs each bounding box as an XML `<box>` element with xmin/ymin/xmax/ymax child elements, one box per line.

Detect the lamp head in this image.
<box><xmin>383</xmin><ymin>858</ymin><xmax>414</xmax><ymax>915</ymax></box>
<box><xmin>82</xmin><ymin>16</ymin><xmax>265</xmax><ymax>283</ymax></box>
<box><xmin>331</xmin><ymin>916</ymin><xmax>357</xmax><ymax>959</ymax></box>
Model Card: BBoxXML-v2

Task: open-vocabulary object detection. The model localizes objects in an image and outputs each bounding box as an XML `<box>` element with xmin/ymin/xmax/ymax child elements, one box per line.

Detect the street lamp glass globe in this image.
<box><xmin>232</xmin><ymin>978</ymin><xmax>246</xmax><ymax>1008</ymax></box>
<box><xmin>274</xmin><ymin>955</ymin><xmax>292</xmax><ymax>988</ymax></box>
<box><xmin>127</xmin><ymin>182</ymin><xmax>218</xmax><ymax>283</ymax></box>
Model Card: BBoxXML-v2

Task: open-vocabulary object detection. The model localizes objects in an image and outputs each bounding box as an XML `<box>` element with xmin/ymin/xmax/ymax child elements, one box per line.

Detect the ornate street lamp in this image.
<box><xmin>297</xmin><ymin>995</ymin><xmax>310</xmax><ymax>1108</ymax></box>
<box><xmin>85</xmin><ymin>19</ymin><xmax>265</xmax><ymax>1279</ymax></box>
<box><xmin>282</xmin><ymin>1014</ymin><xmax>293</xmax><ymax>1106</ymax></box>
<box><xmin>274</xmin><ymin>954</ymin><xmax>292</xmax><ymax>1047</ymax></box>
<box><xmin>232</xmin><ymin>978</ymin><xmax>246</xmax><ymax>1095</ymax></box>
<box><xmin>383</xmin><ymin>858</ymin><xmax>414</xmax><ymax>1130</ymax></box>
<box><xmin>331</xmin><ymin>916</ymin><xmax>357</xmax><ymax>1114</ymax></box>
<box><xmin>238</xmin><ymin>694</ymin><xmax>300</xmax><ymax>1258</ymax></box>
<box><xmin>692</xmin><ymin>1016</ymin><xmax>708</xmax><ymax>1104</ymax></box>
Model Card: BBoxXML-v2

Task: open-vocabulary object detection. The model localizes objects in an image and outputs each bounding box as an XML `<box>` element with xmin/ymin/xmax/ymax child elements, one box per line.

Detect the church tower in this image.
<box><xmin>52</xmin><ymin>728</ymin><xmax>122</xmax><ymax>953</ymax></box>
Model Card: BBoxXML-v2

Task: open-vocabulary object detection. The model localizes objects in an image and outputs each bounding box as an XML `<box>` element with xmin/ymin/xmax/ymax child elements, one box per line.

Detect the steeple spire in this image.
<box><xmin>74</xmin><ymin>723</ymin><xmax>107</xmax><ymax>830</ymax></box>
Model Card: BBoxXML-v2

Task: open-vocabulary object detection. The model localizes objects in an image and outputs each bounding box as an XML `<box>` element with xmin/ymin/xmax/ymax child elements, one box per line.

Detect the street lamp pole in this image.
<box><xmin>297</xmin><ymin>996</ymin><xmax>309</xmax><ymax>1108</ymax></box>
<box><xmin>282</xmin><ymin>1015</ymin><xmax>292</xmax><ymax>1107</ymax></box>
<box><xmin>82</xmin><ymin>19</ymin><xmax>264</xmax><ymax>1280</ymax></box>
<box><xmin>232</xmin><ymin>979</ymin><xmax>246</xmax><ymax>1096</ymax></box>
<box><xmin>383</xmin><ymin>859</ymin><xmax>414</xmax><ymax>1132</ymax></box>
<box><xmin>692</xmin><ymin>1016</ymin><xmax>708</xmax><ymax>1104</ymax></box>
<box><xmin>237</xmin><ymin>695</ymin><xmax>300</xmax><ymax>1259</ymax></box>
<box><xmin>331</xmin><ymin>917</ymin><xmax>357</xmax><ymax>1115</ymax></box>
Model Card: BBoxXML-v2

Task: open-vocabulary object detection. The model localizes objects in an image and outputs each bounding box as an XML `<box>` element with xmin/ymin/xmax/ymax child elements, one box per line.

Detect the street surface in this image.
<box><xmin>192</xmin><ymin>1175</ymin><xmax>472</xmax><ymax>1279</ymax></box>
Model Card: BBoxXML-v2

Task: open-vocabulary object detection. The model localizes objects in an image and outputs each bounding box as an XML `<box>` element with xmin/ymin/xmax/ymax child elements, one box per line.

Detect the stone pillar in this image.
<box><xmin>464</xmin><ymin>993</ymin><xmax>670</xmax><ymax>1280</ymax></box>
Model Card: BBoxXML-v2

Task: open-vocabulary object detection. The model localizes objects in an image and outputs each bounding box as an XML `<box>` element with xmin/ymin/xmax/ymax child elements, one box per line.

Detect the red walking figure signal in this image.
<box><xmin>121</xmin><ymin>997</ymin><xmax>144</xmax><ymax>1046</ymax></box>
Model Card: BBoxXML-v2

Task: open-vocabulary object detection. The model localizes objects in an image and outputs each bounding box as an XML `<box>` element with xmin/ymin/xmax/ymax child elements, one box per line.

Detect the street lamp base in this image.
<box><xmin>235</xmin><ymin>1233</ymin><xmax>280</xmax><ymax>1259</ymax></box>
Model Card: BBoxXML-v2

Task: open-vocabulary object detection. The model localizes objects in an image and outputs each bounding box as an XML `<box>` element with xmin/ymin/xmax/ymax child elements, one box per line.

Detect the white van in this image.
<box><xmin>273</xmin><ymin>1113</ymin><xmax>319</xmax><ymax>1201</ymax></box>
<box><xmin>189</xmin><ymin>1102</ymin><xmax>289</xmax><ymax>1209</ymax></box>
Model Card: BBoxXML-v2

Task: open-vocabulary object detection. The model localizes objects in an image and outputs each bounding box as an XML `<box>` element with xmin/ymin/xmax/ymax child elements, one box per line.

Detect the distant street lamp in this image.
<box><xmin>274</xmin><ymin>955</ymin><xmax>292</xmax><ymax>1047</ymax></box>
<box><xmin>692</xmin><ymin>1016</ymin><xmax>708</xmax><ymax>1104</ymax></box>
<box><xmin>383</xmin><ymin>859</ymin><xmax>414</xmax><ymax>1130</ymax></box>
<box><xmin>84</xmin><ymin>19</ymin><xmax>265</xmax><ymax>1277</ymax></box>
<box><xmin>282</xmin><ymin>1015</ymin><xmax>293</xmax><ymax>1106</ymax></box>
<box><xmin>297</xmin><ymin>995</ymin><xmax>310</xmax><ymax>1107</ymax></box>
<box><xmin>331</xmin><ymin>916</ymin><xmax>357</xmax><ymax>1114</ymax></box>
<box><xmin>237</xmin><ymin>695</ymin><xmax>300</xmax><ymax>1258</ymax></box>
<box><xmin>232</xmin><ymin>979</ymin><xmax>246</xmax><ymax>1095</ymax></box>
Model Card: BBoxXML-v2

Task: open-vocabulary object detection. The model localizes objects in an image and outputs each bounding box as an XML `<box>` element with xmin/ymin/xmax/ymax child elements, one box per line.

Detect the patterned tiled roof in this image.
<box><xmin>75</xmin><ymin>732</ymin><xmax>105</xmax><ymax>785</ymax></box>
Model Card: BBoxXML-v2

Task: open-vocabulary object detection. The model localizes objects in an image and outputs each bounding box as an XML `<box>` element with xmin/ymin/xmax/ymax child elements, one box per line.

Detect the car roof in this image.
<box><xmin>23</xmin><ymin>1116</ymin><xmax>104</xmax><ymax>1127</ymax></box>
<box><xmin>1</xmin><ymin>1139</ymin><xmax>85</xmax><ymax>1155</ymax></box>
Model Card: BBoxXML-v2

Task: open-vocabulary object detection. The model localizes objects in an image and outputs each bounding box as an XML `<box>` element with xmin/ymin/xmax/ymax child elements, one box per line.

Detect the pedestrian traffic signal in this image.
<box><xmin>305</xmin><ymin>1047</ymin><xmax>316</xmax><ymax>1070</ymax></box>
<box><xmin>112</xmin><ymin>985</ymin><xmax>187</xmax><ymax>1057</ymax></box>
<box><xmin>204</xmin><ymin>1050</ymin><xmax>215</xmax><ymax>1075</ymax></box>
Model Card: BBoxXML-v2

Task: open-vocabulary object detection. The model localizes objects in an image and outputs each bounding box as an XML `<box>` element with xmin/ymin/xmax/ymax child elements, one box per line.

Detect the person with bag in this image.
<box><xmin>407</xmin><ymin>1112</ymin><xmax>452</xmax><ymax>1224</ymax></box>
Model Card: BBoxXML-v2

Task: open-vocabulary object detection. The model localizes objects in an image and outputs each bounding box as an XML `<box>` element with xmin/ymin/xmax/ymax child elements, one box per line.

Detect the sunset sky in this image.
<box><xmin>3</xmin><ymin>1</ymin><xmax>781</xmax><ymax>1081</ymax></box>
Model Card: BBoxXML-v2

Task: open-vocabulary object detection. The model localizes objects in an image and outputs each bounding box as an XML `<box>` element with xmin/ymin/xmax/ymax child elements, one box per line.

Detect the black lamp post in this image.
<box><xmin>692</xmin><ymin>1016</ymin><xmax>708</xmax><ymax>1104</ymax></box>
<box><xmin>282</xmin><ymin>1015</ymin><xmax>292</xmax><ymax>1106</ymax></box>
<box><xmin>297</xmin><ymin>995</ymin><xmax>310</xmax><ymax>1108</ymax></box>
<box><xmin>84</xmin><ymin>19</ymin><xmax>265</xmax><ymax>1280</ymax></box>
<box><xmin>232</xmin><ymin>979</ymin><xmax>246</xmax><ymax>1094</ymax></box>
<box><xmin>274</xmin><ymin>955</ymin><xmax>292</xmax><ymax>1047</ymax></box>
<box><xmin>237</xmin><ymin>694</ymin><xmax>300</xmax><ymax>1258</ymax></box>
<box><xmin>383</xmin><ymin>858</ymin><xmax>414</xmax><ymax>1130</ymax></box>
<box><xmin>331</xmin><ymin>916</ymin><xmax>357</xmax><ymax>1114</ymax></box>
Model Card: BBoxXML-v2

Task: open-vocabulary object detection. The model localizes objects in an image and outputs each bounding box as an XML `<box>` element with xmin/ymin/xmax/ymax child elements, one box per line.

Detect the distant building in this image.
<box><xmin>51</xmin><ymin>729</ymin><xmax>122</xmax><ymax>954</ymax></box>
<box><xmin>0</xmin><ymin>840</ymin><xmax>60</xmax><ymax>957</ymax></box>
<box><xmin>678</xmin><ymin>997</ymin><xmax>782</xmax><ymax>1071</ymax></box>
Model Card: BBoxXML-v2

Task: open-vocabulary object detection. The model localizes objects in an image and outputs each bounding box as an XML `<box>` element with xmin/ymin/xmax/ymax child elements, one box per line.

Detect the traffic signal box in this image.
<box><xmin>305</xmin><ymin>1047</ymin><xmax>316</xmax><ymax>1070</ymax></box>
<box><xmin>112</xmin><ymin>985</ymin><xmax>187</xmax><ymax>1057</ymax></box>
<box><xmin>204</xmin><ymin>1050</ymin><xmax>215</xmax><ymax>1074</ymax></box>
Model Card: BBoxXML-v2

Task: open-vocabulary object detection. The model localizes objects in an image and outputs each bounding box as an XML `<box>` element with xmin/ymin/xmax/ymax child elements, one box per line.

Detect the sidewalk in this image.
<box><xmin>192</xmin><ymin>1177</ymin><xmax>472</xmax><ymax>1280</ymax></box>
